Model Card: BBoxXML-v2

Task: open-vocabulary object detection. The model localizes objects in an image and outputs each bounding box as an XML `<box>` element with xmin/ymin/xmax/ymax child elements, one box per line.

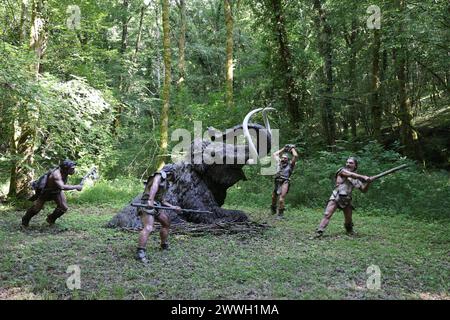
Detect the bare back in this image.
<box><xmin>46</xmin><ymin>169</ymin><xmax>67</xmax><ymax>190</ymax></box>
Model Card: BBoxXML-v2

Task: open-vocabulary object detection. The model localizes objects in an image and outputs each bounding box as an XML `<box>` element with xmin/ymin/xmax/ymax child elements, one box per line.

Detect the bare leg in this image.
<box><xmin>46</xmin><ymin>192</ymin><xmax>68</xmax><ymax>224</ymax></box>
<box><xmin>277</xmin><ymin>183</ymin><xmax>289</xmax><ymax>217</ymax></box>
<box><xmin>343</xmin><ymin>206</ymin><xmax>354</xmax><ymax>234</ymax></box>
<box><xmin>271</xmin><ymin>191</ymin><xmax>278</xmax><ymax>214</ymax></box>
<box><xmin>136</xmin><ymin>213</ymin><xmax>155</xmax><ymax>263</ymax></box>
<box><xmin>156</xmin><ymin>212</ymin><xmax>171</xmax><ymax>249</ymax></box>
<box><xmin>317</xmin><ymin>201</ymin><xmax>338</xmax><ymax>234</ymax></box>
<box><xmin>22</xmin><ymin>199</ymin><xmax>46</xmax><ymax>227</ymax></box>
<box><xmin>138</xmin><ymin>214</ymin><xmax>155</xmax><ymax>248</ymax></box>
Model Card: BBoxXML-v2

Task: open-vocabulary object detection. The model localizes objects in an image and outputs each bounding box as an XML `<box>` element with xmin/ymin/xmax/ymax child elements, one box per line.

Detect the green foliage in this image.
<box><xmin>0</xmin><ymin>43</ymin><xmax>117</xmax><ymax>179</ymax></box>
<box><xmin>67</xmin><ymin>178</ymin><xmax>142</xmax><ymax>206</ymax></box>
<box><xmin>1</xmin><ymin>0</ymin><xmax>449</xmax><ymax>204</ymax></box>
<box><xmin>35</xmin><ymin>76</ymin><xmax>116</xmax><ymax>166</ymax></box>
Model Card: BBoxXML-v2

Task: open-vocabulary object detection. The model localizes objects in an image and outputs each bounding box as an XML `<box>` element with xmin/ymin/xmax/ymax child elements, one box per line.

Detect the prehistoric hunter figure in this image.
<box><xmin>136</xmin><ymin>164</ymin><xmax>181</xmax><ymax>263</ymax></box>
<box><xmin>22</xmin><ymin>160</ymin><xmax>83</xmax><ymax>227</ymax></box>
<box><xmin>271</xmin><ymin>144</ymin><xmax>298</xmax><ymax>218</ymax></box>
<box><xmin>315</xmin><ymin>157</ymin><xmax>373</xmax><ymax>237</ymax></box>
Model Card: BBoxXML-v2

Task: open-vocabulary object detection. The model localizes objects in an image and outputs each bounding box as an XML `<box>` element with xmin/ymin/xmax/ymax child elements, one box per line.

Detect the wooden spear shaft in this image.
<box><xmin>371</xmin><ymin>164</ymin><xmax>408</xmax><ymax>181</ymax></box>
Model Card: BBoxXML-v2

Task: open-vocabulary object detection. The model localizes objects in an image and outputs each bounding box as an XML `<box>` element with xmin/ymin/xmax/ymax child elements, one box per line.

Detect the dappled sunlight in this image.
<box><xmin>0</xmin><ymin>287</ymin><xmax>42</xmax><ymax>300</ymax></box>
<box><xmin>418</xmin><ymin>292</ymin><xmax>450</xmax><ymax>300</ymax></box>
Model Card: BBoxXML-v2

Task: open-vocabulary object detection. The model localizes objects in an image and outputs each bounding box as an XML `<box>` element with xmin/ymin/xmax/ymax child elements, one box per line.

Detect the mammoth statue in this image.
<box><xmin>108</xmin><ymin>108</ymin><xmax>275</xmax><ymax>228</ymax></box>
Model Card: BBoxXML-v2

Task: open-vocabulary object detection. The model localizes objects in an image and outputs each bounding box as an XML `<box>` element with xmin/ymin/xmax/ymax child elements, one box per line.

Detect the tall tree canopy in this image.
<box><xmin>1</xmin><ymin>0</ymin><xmax>448</xmax><ymax>198</ymax></box>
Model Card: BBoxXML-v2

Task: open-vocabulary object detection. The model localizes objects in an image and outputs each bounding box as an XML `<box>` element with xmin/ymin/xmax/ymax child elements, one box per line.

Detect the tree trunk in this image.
<box><xmin>155</xmin><ymin>3</ymin><xmax>162</xmax><ymax>91</ymax></box>
<box><xmin>8</xmin><ymin>108</ymin><xmax>38</xmax><ymax>199</ymax></box>
<box><xmin>114</xmin><ymin>0</ymin><xmax>130</xmax><ymax>135</ymax></box>
<box><xmin>380</xmin><ymin>49</ymin><xmax>388</xmax><ymax>120</ymax></box>
<box><xmin>29</xmin><ymin>0</ymin><xmax>47</xmax><ymax>76</ymax></box>
<box><xmin>133</xmin><ymin>4</ymin><xmax>146</xmax><ymax>63</ymax></box>
<box><xmin>224</xmin><ymin>0</ymin><xmax>234</xmax><ymax>108</ymax></box>
<box><xmin>395</xmin><ymin>48</ymin><xmax>416</xmax><ymax>157</ymax></box>
<box><xmin>158</xmin><ymin>0</ymin><xmax>172</xmax><ymax>169</ymax></box>
<box><xmin>19</xmin><ymin>0</ymin><xmax>29</xmax><ymax>43</ymax></box>
<box><xmin>370</xmin><ymin>28</ymin><xmax>382</xmax><ymax>141</ymax></box>
<box><xmin>177</xmin><ymin>0</ymin><xmax>186</xmax><ymax>87</ymax></box>
<box><xmin>394</xmin><ymin>0</ymin><xmax>422</xmax><ymax>161</ymax></box>
<box><xmin>120</xmin><ymin>0</ymin><xmax>129</xmax><ymax>55</ymax></box>
<box><xmin>346</xmin><ymin>18</ymin><xmax>358</xmax><ymax>138</ymax></box>
<box><xmin>270</xmin><ymin>0</ymin><xmax>302</xmax><ymax>125</ymax></box>
<box><xmin>175</xmin><ymin>0</ymin><xmax>187</xmax><ymax>117</ymax></box>
<box><xmin>8</xmin><ymin>0</ymin><xmax>46</xmax><ymax>198</ymax></box>
<box><xmin>313</xmin><ymin>0</ymin><xmax>336</xmax><ymax>147</ymax></box>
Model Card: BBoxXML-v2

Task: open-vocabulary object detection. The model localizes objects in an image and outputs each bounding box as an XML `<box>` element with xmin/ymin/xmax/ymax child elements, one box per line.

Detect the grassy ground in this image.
<box><xmin>1</xmin><ymin>202</ymin><xmax>449</xmax><ymax>300</ymax></box>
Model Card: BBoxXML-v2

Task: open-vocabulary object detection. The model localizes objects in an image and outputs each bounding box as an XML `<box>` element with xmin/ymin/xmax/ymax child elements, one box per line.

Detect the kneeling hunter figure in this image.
<box><xmin>136</xmin><ymin>164</ymin><xmax>181</xmax><ymax>263</ymax></box>
<box><xmin>271</xmin><ymin>144</ymin><xmax>298</xmax><ymax>218</ymax></box>
<box><xmin>315</xmin><ymin>157</ymin><xmax>373</xmax><ymax>237</ymax></box>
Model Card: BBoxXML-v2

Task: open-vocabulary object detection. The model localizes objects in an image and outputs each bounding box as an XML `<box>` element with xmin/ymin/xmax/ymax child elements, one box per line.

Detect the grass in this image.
<box><xmin>1</xmin><ymin>201</ymin><xmax>449</xmax><ymax>300</ymax></box>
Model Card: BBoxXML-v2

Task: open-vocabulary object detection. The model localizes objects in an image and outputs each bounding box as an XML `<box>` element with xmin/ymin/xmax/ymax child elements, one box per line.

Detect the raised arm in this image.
<box><xmin>272</xmin><ymin>147</ymin><xmax>286</xmax><ymax>161</ymax></box>
<box><xmin>339</xmin><ymin>169</ymin><xmax>371</xmax><ymax>183</ymax></box>
<box><xmin>339</xmin><ymin>169</ymin><xmax>373</xmax><ymax>192</ymax></box>
<box><xmin>290</xmin><ymin>147</ymin><xmax>299</xmax><ymax>167</ymax></box>
<box><xmin>52</xmin><ymin>170</ymin><xmax>82</xmax><ymax>191</ymax></box>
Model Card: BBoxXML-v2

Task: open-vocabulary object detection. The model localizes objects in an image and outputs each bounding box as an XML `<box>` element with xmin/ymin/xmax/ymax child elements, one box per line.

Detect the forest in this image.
<box><xmin>0</xmin><ymin>0</ymin><xmax>449</xmax><ymax>300</ymax></box>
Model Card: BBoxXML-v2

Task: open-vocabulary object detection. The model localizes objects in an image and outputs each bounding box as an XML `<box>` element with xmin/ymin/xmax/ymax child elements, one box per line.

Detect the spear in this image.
<box><xmin>130</xmin><ymin>203</ymin><xmax>212</xmax><ymax>214</ymax></box>
<box><xmin>366</xmin><ymin>164</ymin><xmax>408</xmax><ymax>182</ymax></box>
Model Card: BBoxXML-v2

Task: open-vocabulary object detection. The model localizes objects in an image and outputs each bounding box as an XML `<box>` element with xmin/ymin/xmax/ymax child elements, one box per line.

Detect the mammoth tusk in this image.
<box><xmin>242</xmin><ymin>107</ymin><xmax>275</xmax><ymax>164</ymax></box>
<box><xmin>262</xmin><ymin>107</ymin><xmax>275</xmax><ymax>137</ymax></box>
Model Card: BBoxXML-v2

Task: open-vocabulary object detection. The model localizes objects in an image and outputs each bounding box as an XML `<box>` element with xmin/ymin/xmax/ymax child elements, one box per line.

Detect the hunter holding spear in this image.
<box><xmin>315</xmin><ymin>157</ymin><xmax>407</xmax><ymax>237</ymax></box>
<box><xmin>135</xmin><ymin>164</ymin><xmax>181</xmax><ymax>263</ymax></box>
<box><xmin>315</xmin><ymin>157</ymin><xmax>373</xmax><ymax>237</ymax></box>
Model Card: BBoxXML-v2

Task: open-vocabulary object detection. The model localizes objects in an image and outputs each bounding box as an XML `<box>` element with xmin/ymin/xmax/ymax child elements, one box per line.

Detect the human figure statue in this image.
<box><xmin>271</xmin><ymin>144</ymin><xmax>298</xmax><ymax>218</ymax></box>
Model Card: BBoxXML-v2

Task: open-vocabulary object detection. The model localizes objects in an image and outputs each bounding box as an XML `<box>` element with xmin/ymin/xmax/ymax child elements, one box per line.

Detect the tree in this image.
<box><xmin>394</xmin><ymin>0</ymin><xmax>422</xmax><ymax>160</ymax></box>
<box><xmin>313</xmin><ymin>0</ymin><xmax>336</xmax><ymax>147</ymax></box>
<box><xmin>133</xmin><ymin>3</ymin><xmax>147</xmax><ymax>64</ymax></box>
<box><xmin>8</xmin><ymin>0</ymin><xmax>48</xmax><ymax>199</ymax></box>
<box><xmin>19</xmin><ymin>0</ymin><xmax>30</xmax><ymax>43</ymax></box>
<box><xmin>224</xmin><ymin>0</ymin><xmax>234</xmax><ymax>108</ymax></box>
<box><xmin>158</xmin><ymin>0</ymin><xmax>172</xmax><ymax>169</ymax></box>
<box><xmin>29</xmin><ymin>0</ymin><xmax>47</xmax><ymax>77</ymax></box>
<box><xmin>177</xmin><ymin>0</ymin><xmax>186</xmax><ymax>87</ymax></box>
<box><xmin>120</xmin><ymin>0</ymin><xmax>130</xmax><ymax>55</ymax></box>
<box><xmin>343</xmin><ymin>17</ymin><xmax>359</xmax><ymax>138</ymax></box>
<box><xmin>370</xmin><ymin>27</ymin><xmax>382</xmax><ymax>141</ymax></box>
<box><xmin>270</xmin><ymin>0</ymin><xmax>302</xmax><ymax>125</ymax></box>
<box><xmin>113</xmin><ymin>0</ymin><xmax>131</xmax><ymax>134</ymax></box>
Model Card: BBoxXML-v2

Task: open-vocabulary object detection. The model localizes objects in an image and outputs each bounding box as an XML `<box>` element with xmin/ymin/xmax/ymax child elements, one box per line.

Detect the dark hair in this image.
<box><xmin>59</xmin><ymin>159</ymin><xmax>77</xmax><ymax>169</ymax></box>
<box><xmin>347</xmin><ymin>157</ymin><xmax>358</xmax><ymax>170</ymax></box>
